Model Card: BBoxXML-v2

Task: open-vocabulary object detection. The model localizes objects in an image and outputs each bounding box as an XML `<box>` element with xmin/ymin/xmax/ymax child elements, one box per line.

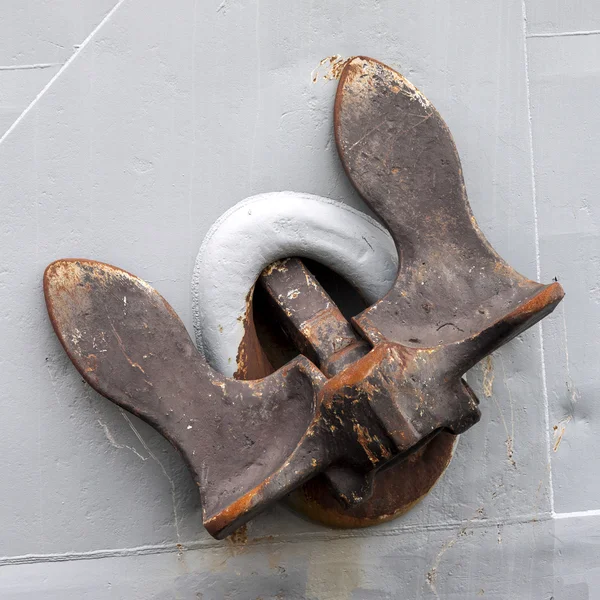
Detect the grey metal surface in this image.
<box><xmin>0</xmin><ymin>517</ymin><xmax>558</xmax><ymax>599</ymax></box>
<box><xmin>0</xmin><ymin>0</ymin><xmax>118</xmax><ymax>137</ymax></box>
<box><xmin>0</xmin><ymin>0</ymin><xmax>596</xmax><ymax>597</ymax></box>
<box><xmin>525</xmin><ymin>0</ymin><xmax>600</xmax><ymax>36</ymax></box>
<box><xmin>528</xmin><ymin>31</ymin><xmax>600</xmax><ymax>514</ymax></box>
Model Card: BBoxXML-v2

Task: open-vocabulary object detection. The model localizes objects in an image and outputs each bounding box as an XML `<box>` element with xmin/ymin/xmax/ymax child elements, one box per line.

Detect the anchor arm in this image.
<box><xmin>334</xmin><ymin>57</ymin><xmax>563</xmax><ymax>348</ymax></box>
<box><xmin>44</xmin><ymin>259</ymin><xmax>326</xmax><ymax>538</ymax></box>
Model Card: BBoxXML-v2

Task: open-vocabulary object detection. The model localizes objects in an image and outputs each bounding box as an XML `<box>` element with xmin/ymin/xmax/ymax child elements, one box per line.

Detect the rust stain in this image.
<box><xmin>228</xmin><ymin>523</ymin><xmax>248</xmax><ymax>545</ymax></box>
<box><xmin>482</xmin><ymin>355</ymin><xmax>494</xmax><ymax>398</ymax></box>
<box><xmin>84</xmin><ymin>353</ymin><xmax>98</xmax><ymax>373</ymax></box>
<box><xmin>553</xmin><ymin>415</ymin><xmax>572</xmax><ymax>452</ymax></box>
<box><xmin>267</xmin><ymin>549</ymin><xmax>281</xmax><ymax>570</ymax></box>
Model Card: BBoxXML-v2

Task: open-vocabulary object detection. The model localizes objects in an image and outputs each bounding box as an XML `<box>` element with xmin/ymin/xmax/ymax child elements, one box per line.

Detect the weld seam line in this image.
<box><xmin>520</xmin><ymin>0</ymin><xmax>555</xmax><ymax>515</ymax></box>
<box><xmin>0</xmin><ymin>511</ymin><xmax>559</xmax><ymax>567</ymax></box>
<box><xmin>527</xmin><ymin>29</ymin><xmax>600</xmax><ymax>39</ymax></box>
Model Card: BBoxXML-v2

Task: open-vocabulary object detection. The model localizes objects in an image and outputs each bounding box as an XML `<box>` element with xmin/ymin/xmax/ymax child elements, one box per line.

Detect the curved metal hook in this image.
<box><xmin>44</xmin><ymin>58</ymin><xmax>564</xmax><ymax>539</ymax></box>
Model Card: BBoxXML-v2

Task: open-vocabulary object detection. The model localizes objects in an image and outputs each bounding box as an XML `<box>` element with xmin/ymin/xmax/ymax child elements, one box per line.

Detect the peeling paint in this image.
<box><xmin>311</xmin><ymin>54</ymin><xmax>352</xmax><ymax>83</ymax></box>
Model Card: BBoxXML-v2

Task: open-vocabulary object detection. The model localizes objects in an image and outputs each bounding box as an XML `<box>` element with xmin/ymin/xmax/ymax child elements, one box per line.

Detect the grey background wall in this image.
<box><xmin>0</xmin><ymin>1</ymin><xmax>597</xmax><ymax>598</ymax></box>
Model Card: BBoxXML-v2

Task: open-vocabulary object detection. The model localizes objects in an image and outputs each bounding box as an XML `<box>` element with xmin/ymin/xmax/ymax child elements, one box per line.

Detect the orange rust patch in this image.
<box><xmin>507</xmin><ymin>282</ymin><xmax>565</xmax><ymax>321</ymax></box>
<box><xmin>204</xmin><ymin>473</ymin><xmax>275</xmax><ymax>538</ymax></box>
<box><xmin>85</xmin><ymin>354</ymin><xmax>98</xmax><ymax>373</ymax></box>
<box><xmin>234</xmin><ymin>289</ymin><xmax>274</xmax><ymax>380</ymax></box>
<box><xmin>319</xmin><ymin>343</ymin><xmax>413</xmax><ymax>409</ymax></box>
<box><xmin>353</xmin><ymin>422</ymin><xmax>379</xmax><ymax>465</ymax></box>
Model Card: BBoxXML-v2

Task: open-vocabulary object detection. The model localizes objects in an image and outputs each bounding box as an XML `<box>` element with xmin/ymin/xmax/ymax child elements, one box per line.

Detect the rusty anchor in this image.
<box><xmin>43</xmin><ymin>57</ymin><xmax>564</xmax><ymax>539</ymax></box>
